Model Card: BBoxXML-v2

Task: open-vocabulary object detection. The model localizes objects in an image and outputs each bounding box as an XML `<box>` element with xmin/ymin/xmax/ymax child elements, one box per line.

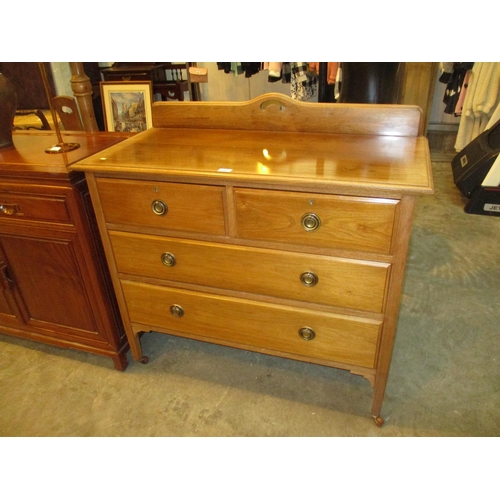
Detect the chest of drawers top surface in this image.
<box><xmin>72</xmin><ymin>94</ymin><xmax>433</xmax><ymax>196</ymax></box>
<box><xmin>74</xmin><ymin>127</ymin><xmax>432</xmax><ymax>195</ymax></box>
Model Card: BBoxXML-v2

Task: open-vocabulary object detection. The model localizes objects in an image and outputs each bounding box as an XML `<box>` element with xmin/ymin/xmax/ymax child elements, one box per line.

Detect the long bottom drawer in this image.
<box><xmin>121</xmin><ymin>280</ymin><xmax>382</xmax><ymax>369</ymax></box>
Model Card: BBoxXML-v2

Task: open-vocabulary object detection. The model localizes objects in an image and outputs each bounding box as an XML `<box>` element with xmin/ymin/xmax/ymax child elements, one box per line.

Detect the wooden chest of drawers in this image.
<box><xmin>73</xmin><ymin>94</ymin><xmax>433</xmax><ymax>424</ymax></box>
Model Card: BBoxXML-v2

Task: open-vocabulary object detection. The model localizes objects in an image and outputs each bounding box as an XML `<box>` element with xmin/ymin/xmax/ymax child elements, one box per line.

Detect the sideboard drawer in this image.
<box><xmin>121</xmin><ymin>280</ymin><xmax>381</xmax><ymax>368</ymax></box>
<box><xmin>95</xmin><ymin>178</ymin><xmax>226</xmax><ymax>235</ymax></box>
<box><xmin>0</xmin><ymin>190</ymin><xmax>70</xmax><ymax>224</ymax></box>
<box><xmin>234</xmin><ymin>188</ymin><xmax>398</xmax><ymax>253</ymax></box>
<box><xmin>110</xmin><ymin>231</ymin><xmax>390</xmax><ymax>312</ymax></box>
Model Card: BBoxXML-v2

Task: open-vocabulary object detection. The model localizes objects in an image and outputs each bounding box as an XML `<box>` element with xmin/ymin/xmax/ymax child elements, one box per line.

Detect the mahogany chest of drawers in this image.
<box><xmin>73</xmin><ymin>94</ymin><xmax>434</xmax><ymax>424</ymax></box>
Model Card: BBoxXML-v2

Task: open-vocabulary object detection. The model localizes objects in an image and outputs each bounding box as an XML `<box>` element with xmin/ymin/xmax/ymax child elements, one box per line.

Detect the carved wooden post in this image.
<box><xmin>70</xmin><ymin>62</ymin><xmax>99</xmax><ymax>132</ymax></box>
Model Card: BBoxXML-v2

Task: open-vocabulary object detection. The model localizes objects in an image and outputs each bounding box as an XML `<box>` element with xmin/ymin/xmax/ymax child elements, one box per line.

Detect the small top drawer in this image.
<box><xmin>0</xmin><ymin>189</ymin><xmax>71</xmax><ymax>224</ymax></box>
<box><xmin>95</xmin><ymin>178</ymin><xmax>226</xmax><ymax>235</ymax></box>
<box><xmin>234</xmin><ymin>188</ymin><xmax>398</xmax><ymax>254</ymax></box>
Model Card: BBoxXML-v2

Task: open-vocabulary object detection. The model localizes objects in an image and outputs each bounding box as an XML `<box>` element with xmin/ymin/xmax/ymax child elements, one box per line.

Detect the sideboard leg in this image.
<box><xmin>372</xmin><ymin>415</ymin><xmax>384</xmax><ymax>427</ymax></box>
<box><xmin>112</xmin><ymin>351</ymin><xmax>129</xmax><ymax>371</ymax></box>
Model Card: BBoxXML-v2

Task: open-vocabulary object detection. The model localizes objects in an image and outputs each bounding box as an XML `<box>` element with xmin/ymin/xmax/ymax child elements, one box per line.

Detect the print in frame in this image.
<box><xmin>100</xmin><ymin>81</ymin><xmax>153</xmax><ymax>132</ymax></box>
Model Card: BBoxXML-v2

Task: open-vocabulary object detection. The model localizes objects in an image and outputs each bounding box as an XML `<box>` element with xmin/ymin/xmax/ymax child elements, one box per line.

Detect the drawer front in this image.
<box><xmin>122</xmin><ymin>280</ymin><xmax>381</xmax><ymax>368</ymax></box>
<box><xmin>0</xmin><ymin>191</ymin><xmax>71</xmax><ymax>224</ymax></box>
<box><xmin>110</xmin><ymin>231</ymin><xmax>390</xmax><ymax>313</ymax></box>
<box><xmin>235</xmin><ymin>189</ymin><xmax>398</xmax><ymax>253</ymax></box>
<box><xmin>96</xmin><ymin>178</ymin><xmax>226</xmax><ymax>235</ymax></box>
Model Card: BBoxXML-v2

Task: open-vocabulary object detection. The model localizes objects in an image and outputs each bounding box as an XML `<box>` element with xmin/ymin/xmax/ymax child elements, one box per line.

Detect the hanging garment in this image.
<box><xmin>327</xmin><ymin>62</ymin><xmax>339</xmax><ymax>84</ymax></box>
<box><xmin>281</xmin><ymin>63</ymin><xmax>292</xmax><ymax>83</ymax></box>
<box><xmin>443</xmin><ymin>63</ymin><xmax>474</xmax><ymax>115</ymax></box>
<box><xmin>217</xmin><ymin>62</ymin><xmax>261</xmax><ymax>77</ymax></box>
<box><xmin>439</xmin><ymin>62</ymin><xmax>455</xmax><ymax>83</ymax></box>
<box><xmin>264</xmin><ymin>62</ymin><xmax>283</xmax><ymax>82</ymax></box>
<box><xmin>308</xmin><ymin>62</ymin><xmax>339</xmax><ymax>84</ymax></box>
<box><xmin>454</xmin><ymin>69</ymin><xmax>471</xmax><ymax>116</ymax></box>
<box><xmin>230</xmin><ymin>62</ymin><xmax>243</xmax><ymax>76</ymax></box>
<box><xmin>455</xmin><ymin>62</ymin><xmax>500</xmax><ymax>151</ymax></box>
<box><xmin>308</xmin><ymin>62</ymin><xmax>320</xmax><ymax>74</ymax></box>
<box><xmin>268</xmin><ymin>62</ymin><xmax>282</xmax><ymax>79</ymax></box>
<box><xmin>290</xmin><ymin>62</ymin><xmax>317</xmax><ymax>101</ymax></box>
<box><xmin>241</xmin><ymin>63</ymin><xmax>261</xmax><ymax>78</ymax></box>
<box><xmin>334</xmin><ymin>66</ymin><xmax>342</xmax><ymax>100</ymax></box>
<box><xmin>217</xmin><ymin>62</ymin><xmax>232</xmax><ymax>74</ymax></box>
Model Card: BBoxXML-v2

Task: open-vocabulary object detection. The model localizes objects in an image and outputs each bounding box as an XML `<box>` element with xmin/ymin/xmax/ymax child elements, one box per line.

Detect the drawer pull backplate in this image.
<box><xmin>151</xmin><ymin>199</ymin><xmax>168</xmax><ymax>216</ymax></box>
<box><xmin>301</xmin><ymin>213</ymin><xmax>321</xmax><ymax>232</ymax></box>
<box><xmin>161</xmin><ymin>252</ymin><xmax>176</xmax><ymax>267</ymax></box>
<box><xmin>300</xmin><ymin>272</ymin><xmax>319</xmax><ymax>287</ymax></box>
<box><xmin>299</xmin><ymin>327</ymin><xmax>316</xmax><ymax>341</ymax></box>
<box><xmin>0</xmin><ymin>204</ymin><xmax>20</xmax><ymax>216</ymax></box>
<box><xmin>170</xmin><ymin>304</ymin><xmax>184</xmax><ymax>317</ymax></box>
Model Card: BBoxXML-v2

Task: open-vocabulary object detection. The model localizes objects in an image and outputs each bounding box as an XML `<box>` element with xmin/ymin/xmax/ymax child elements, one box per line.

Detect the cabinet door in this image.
<box><xmin>0</xmin><ymin>247</ymin><xmax>25</xmax><ymax>327</ymax></box>
<box><xmin>0</xmin><ymin>230</ymin><xmax>99</xmax><ymax>339</ymax></box>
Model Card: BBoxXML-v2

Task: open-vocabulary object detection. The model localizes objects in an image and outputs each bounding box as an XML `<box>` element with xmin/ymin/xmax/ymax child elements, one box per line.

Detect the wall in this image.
<box><xmin>50</xmin><ymin>62</ymin><xmax>72</xmax><ymax>96</ymax></box>
<box><xmin>196</xmin><ymin>62</ymin><xmax>296</xmax><ymax>102</ymax></box>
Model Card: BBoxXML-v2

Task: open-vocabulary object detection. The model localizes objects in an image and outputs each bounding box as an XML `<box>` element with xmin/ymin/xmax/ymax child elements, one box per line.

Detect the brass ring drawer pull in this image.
<box><xmin>0</xmin><ymin>204</ymin><xmax>19</xmax><ymax>216</ymax></box>
<box><xmin>151</xmin><ymin>199</ymin><xmax>168</xmax><ymax>216</ymax></box>
<box><xmin>301</xmin><ymin>212</ymin><xmax>321</xmax><ymax>232</ymax></box>
<box><xmin>161</xmin><ymin>252</ymin><xmax>176</xmax><ymax>267</ymax></box>
<box><xmin>300</xmin><ymin>271</ymin><xmax>318</xmax><ymax>287</ymax></box>
<box><xmin>299</xmin><ymin>327</ymin><xmax>316</xmax><ymax>341</ymax></box>
<box><xmin>170</xmin><ymin>304</ymin><xmax>184</xmax><ymax>317</ymax></box>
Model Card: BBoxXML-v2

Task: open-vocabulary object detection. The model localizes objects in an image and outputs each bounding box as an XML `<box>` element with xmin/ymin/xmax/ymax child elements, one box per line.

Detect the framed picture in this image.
<box><xmin>100</xmin><ymin>81</ymin><xmax>153</xmax><ymax>132</ymax></box>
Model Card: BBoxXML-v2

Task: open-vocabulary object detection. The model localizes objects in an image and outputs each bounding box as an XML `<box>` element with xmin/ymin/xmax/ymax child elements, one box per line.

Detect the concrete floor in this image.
<box><xmin>1</xmin><ymin>151</ymin><xmax>499</xmax><ymax>438</ymax></box>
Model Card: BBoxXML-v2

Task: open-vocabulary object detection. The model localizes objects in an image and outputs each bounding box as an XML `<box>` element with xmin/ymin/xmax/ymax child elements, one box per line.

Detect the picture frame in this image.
<box><xmin>100</xmin><ymin>81</ymin><xmax>153</xmax><ymax>132</ymax></box>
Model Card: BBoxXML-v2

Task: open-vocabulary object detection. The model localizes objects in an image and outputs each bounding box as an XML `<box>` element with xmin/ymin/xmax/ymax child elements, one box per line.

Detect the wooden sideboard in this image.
<box><xmin>72</xmin><ymin>94</ymin><xmax>434</xmax><ymax>424</ymax></box>
<box><xmin>0</xmin><ymin>131</ymin><xmax>130</xmax><ymax>370</ymax></box>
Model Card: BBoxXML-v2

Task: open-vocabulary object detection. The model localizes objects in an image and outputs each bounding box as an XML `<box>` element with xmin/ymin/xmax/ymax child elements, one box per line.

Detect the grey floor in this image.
<box><xmin>1</xmin><ymin>151</ymin><xmax>499</xmax><ymax>437</ymax></box>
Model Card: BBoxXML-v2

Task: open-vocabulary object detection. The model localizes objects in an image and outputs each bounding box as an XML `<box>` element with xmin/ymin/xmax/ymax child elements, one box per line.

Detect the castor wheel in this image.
<box><xmin>372</xmin><ymin>415</ymin><xmax>384</xmax><ymax>427</ymax></box>
<box><xmin>140</xmin><ymin>356</ymin><xmax>149</xmax><ymax>364</ymax></box>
